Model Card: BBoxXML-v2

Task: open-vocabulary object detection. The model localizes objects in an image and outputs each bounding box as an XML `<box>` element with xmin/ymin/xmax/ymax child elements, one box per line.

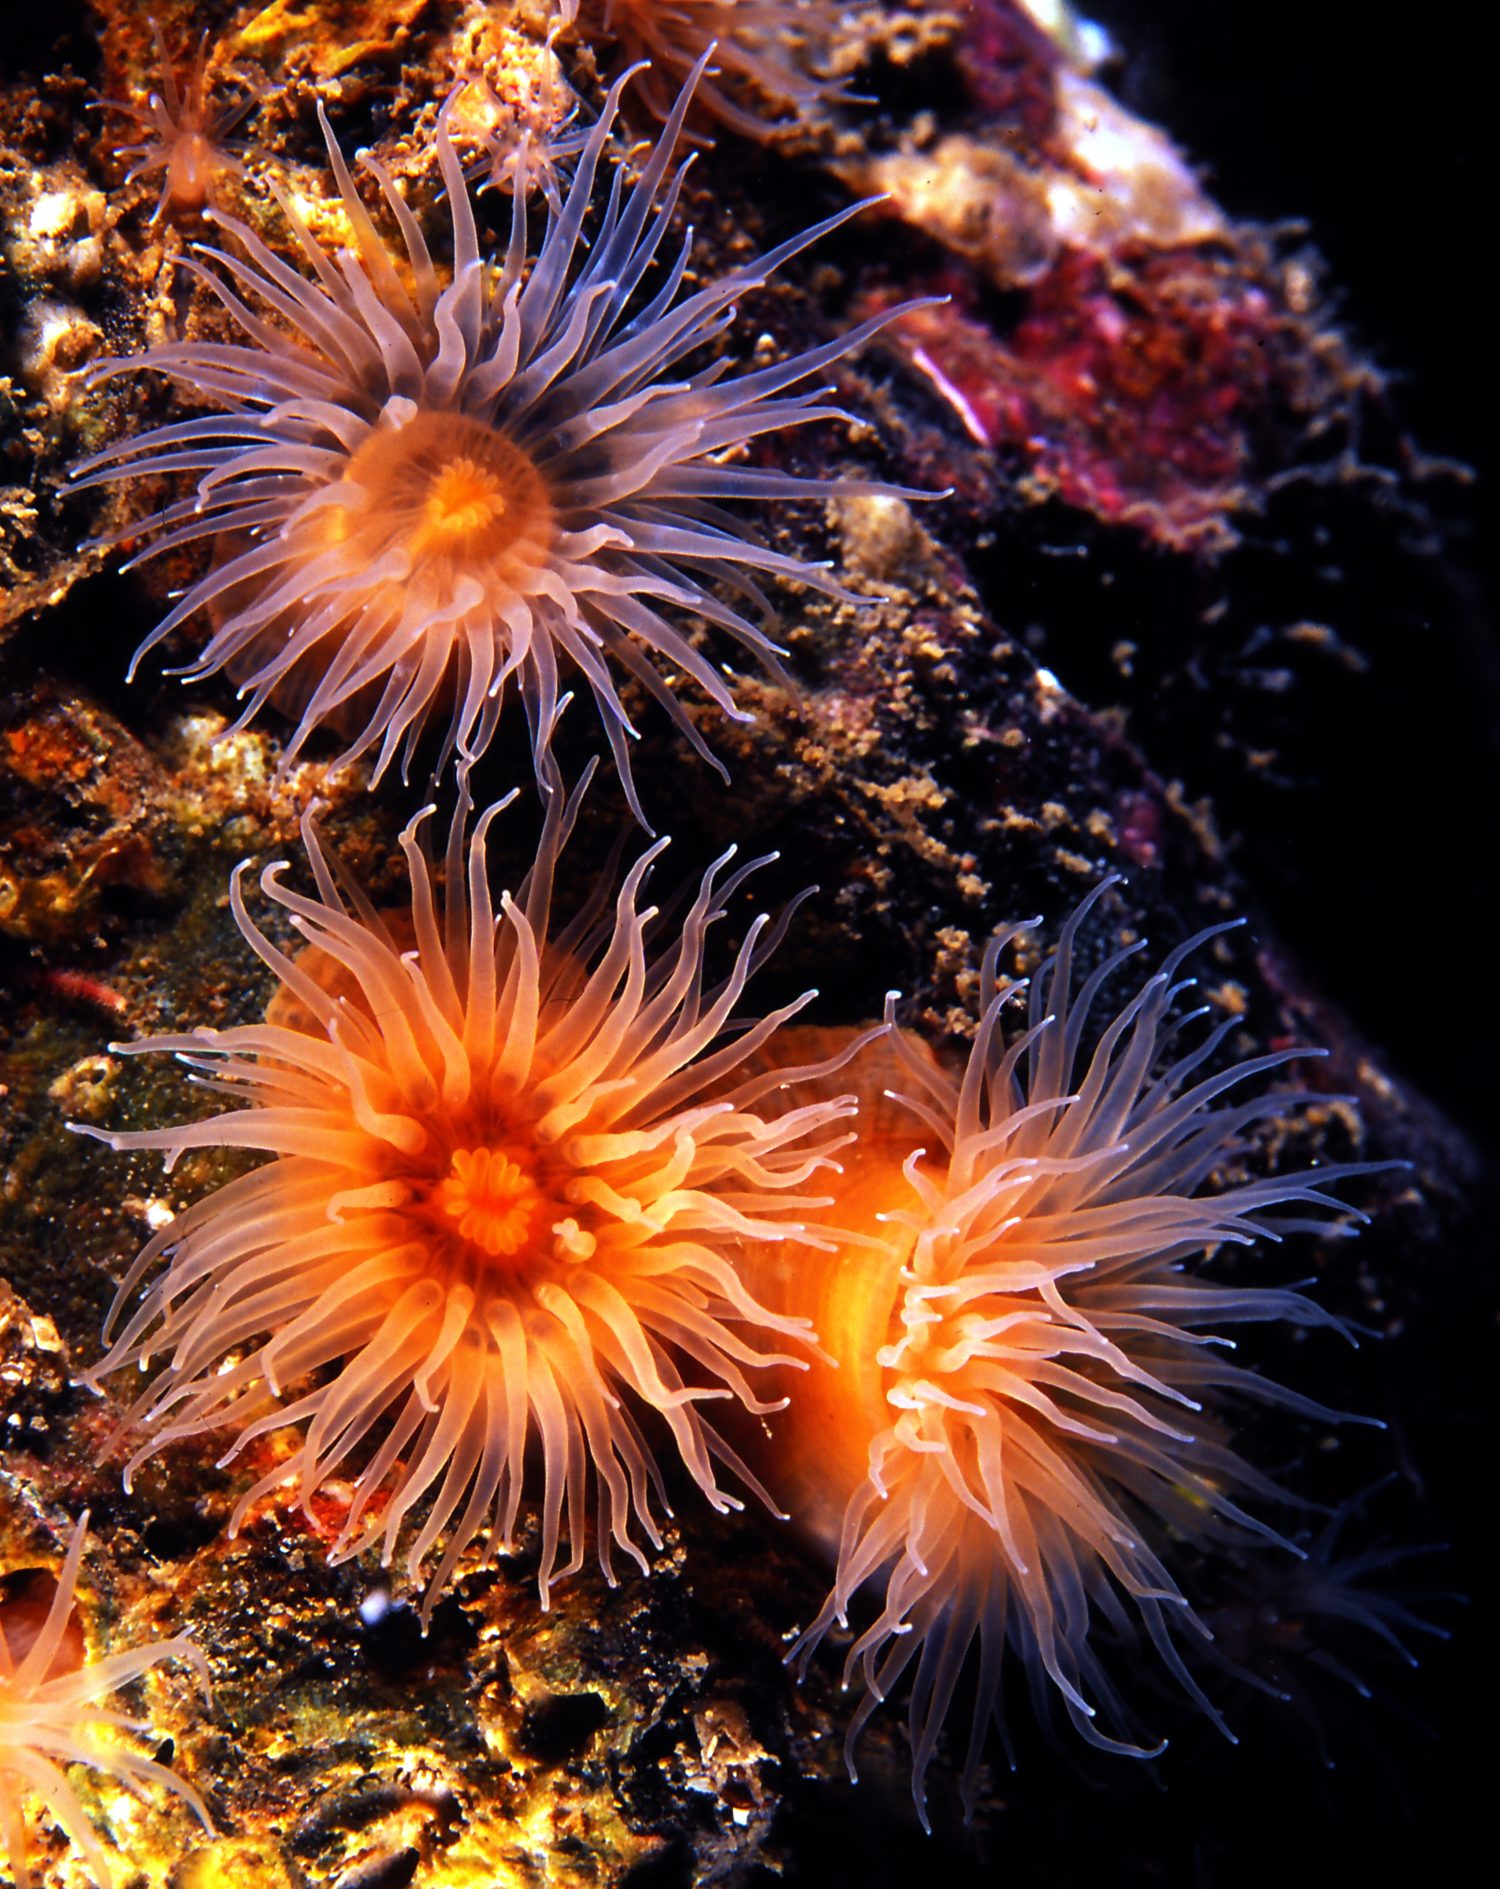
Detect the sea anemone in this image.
<box><xmin>0</xmin><ymin>1512</ymin><xmax>211</xmax><ymax>1889</ymax></box>
<box><xmin>561</xmin><ymin>0</ymin><xmax>853</xmax><ymax>139</ymax></box>
<box><xmin>102</xmin><ymin>21</ymin><xmax>258</xmax><ymax>225</ymax></box>
<box><xmin>73</xmin><ymin>58</ymin><xmax>908</xmax><ymax>822</ymax></box>
<box><xmin>450</xmin><ymin>38</ymin><xmax>593</xmax><ymax>213</ymax></box>
<box><xmin>740</xmin><ymin>880</ymin><xmax>1380</xmax><ymax>1822</ymax></box>
<box><xmin>1201</xmin><ymin>1478</ymin><xmax>1449</xmax><ymax>1760</ymax></box>
<box><xmin>79</xmin><ymin>775</ymin><xmax>859</xmax><ymax>1615</ymax></box>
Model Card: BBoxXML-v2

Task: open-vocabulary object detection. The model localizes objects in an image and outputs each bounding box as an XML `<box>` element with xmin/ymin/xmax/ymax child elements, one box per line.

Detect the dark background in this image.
<box><xmin>1091</xmin><ymin>0</ymin><xmax>1500</xmax><ymax>1145</ymax></box>
<box><xmin>1095</xmin><ymin>0</ymin><xmax>1494</xmax><ymax>550</ymax></box>
<box><xmin>1072</xmin><ymin>4</ymin><xmax>1495</xmax><ymax>1885</ymax></box>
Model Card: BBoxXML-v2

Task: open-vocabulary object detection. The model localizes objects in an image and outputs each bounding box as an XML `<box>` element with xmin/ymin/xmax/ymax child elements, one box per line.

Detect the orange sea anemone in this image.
<box><xmin>740</xmin><ymin>881</ymin><xmax>1381</xmax><ymax>1822</ymax></box>
<box><xmin>562</xmin><ymin>0</ymin><xmax>852</xmax><ymax>139</ymax></box>
<box><xmin>0</xmin><ymin>1512</ymin><xmax>211</xmax><ymax>1889</ymax></box>
<box><xmin>78</xmin><ymin>776</ymin><xmax>859</xmax><ymax>1614</ymax></box>
<box><xmin>103</xmin><ymin>22</ymin><xmax>258</xmax><ymax>224</ymax></box>
<box><xmin>74</xmin><ymin>59</ymin><xmax>908</xmax><ymax>822</ymax></box>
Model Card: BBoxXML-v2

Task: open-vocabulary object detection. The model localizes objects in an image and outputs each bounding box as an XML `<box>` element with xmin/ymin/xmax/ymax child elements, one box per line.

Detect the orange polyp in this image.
<box><xmin>79</xmin><ymin>58</ymin><xmax>921</xmax><ymax>820</ymax></box>
<box><xmin>222</xmin><ymin>410</ymin><xmax>557</xmax><ymax>737</ymax></box>
<box><xmin>166</xmin><ymin>130</ymin><xmax>216</xmax><ymax>211</ymax></box>
<box><xmin>736</xmin><ymin>890</ymin><xmax>1394</xmax><ymax>1833</ymax></box>
<box><xmin>431</xmin><ymin>1146</ymin><xmax>546</xmax><ymax>1259</ymax></box>
<box><xmin>84</xmin><ymin>789</ymin><xmax>855</xmax><ymax>1615</ymax></box>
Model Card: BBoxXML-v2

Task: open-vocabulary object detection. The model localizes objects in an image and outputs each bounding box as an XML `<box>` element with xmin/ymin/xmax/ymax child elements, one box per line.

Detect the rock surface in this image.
<box><xmin>1</xmin><ymin>3</ymin><xmax>1491</xmax><ymax>1886</ymax></box>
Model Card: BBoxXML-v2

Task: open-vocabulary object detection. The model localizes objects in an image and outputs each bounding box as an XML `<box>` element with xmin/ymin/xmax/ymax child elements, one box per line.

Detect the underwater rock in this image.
<box><xmin>0</xmin><ymin>671</ymin><xmax>175</xmax><ymax>947</ymax></box>
<box><xmin>0</xmin><ymin>2</ymin><xmax>1489</xmax><ymax>1886</ymax></box>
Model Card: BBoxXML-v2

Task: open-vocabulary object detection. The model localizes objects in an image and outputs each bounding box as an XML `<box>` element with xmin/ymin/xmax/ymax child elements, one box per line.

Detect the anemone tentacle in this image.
<box><xmin>0</xmin><ymin>1512</ymin><xmax>211</xmax><ymax>1889</ymax></box>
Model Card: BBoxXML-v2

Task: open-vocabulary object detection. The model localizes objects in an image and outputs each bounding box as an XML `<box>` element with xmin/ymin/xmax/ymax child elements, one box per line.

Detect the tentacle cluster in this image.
<box><xmin>104</xmin><ymin>21</ymin><xmax>258</xmax><ymax>224</ymax></box>
<box><xmin>766</xmin><ymin>882</ymin><xmax>1379</xmax><ymax>1821</ymax></box>
<box><xmin>563</xmin><ymin>0</ymin><xmax>856</xmax><ymax>139</ymax></box>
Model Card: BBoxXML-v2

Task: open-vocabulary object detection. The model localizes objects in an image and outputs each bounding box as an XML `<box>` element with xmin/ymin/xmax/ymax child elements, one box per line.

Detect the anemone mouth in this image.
<box><xmin>424</xmin><ymin>1140</ymin><xmax>580</xmax><ymax>1266</ymax></box>
<box><xmin>358</xmin><ymin>1113</ymin><xmax>592</xmax><ymax>1282</ymax></box>
<box><xmin>324</xmin><ymin>409</ymin><xmax>555</xmax><ymax>601</ymax></box>
<box><xmin>218</xmin><ymin>407</ymin><xmax>557</xmax><ymax>744</ymax></box>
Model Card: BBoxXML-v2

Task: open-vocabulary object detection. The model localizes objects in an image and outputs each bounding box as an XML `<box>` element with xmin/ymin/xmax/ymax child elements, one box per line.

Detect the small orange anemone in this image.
<box><xmin>104</xmin><ymin>22</ymin><xmax>257</xmax><ymax>224</ymax></box>
<box><xmin>741</xmin><ymin>880</ymin><xmax>1380</xmax><ymax>1822</ymax></box>
<box><xmin>79</xmin><ymin>777</ymin><xmax>858</xmax><ymax>1614</ymax></box>
<box><xmin>0</xmin><ymin>1513</ymin><xmax>211</xmax><ymax>1889</ymax></box>
<box><xmin>564</xmin><ymin>0</ymin><xmax>853</xmax><ymax>138</ymax></box>
<box><xmin>451</xmin><ymin>42</ymin><xmax>592</xmax><ymax>213</ymax></box>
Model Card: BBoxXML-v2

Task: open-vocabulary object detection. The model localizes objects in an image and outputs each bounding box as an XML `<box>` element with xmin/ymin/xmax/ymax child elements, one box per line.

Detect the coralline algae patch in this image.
<box><xmin>0</xmin><ymin>2</ymin><xmax>1476</xmax><ymax>1887</ymax></box>
<box><xmin>874</xmin><ymin>252</ymin><xmax>1318</xmax><ymax>553</ymax></box>
<box><xmin>831</xmin><ymin>0</ymin><xmax>1373</xmax><ymax>554</ymax></box>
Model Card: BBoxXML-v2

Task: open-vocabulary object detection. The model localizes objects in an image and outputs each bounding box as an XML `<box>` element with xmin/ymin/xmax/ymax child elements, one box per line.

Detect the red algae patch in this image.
<box><xmin>78</xmin><ymin>777</ymin><xmax>859</xmax><ymax>1615</ymax></box>
<box><xmin>877</xmin><ymin>254</ymin><xmax>1293</xmax><ymax>554</ymax></box>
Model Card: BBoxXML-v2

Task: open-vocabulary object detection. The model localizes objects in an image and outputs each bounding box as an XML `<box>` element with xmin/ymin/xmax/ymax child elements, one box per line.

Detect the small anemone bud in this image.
<box><xmin>561</xmin><ymin>0</ymin><xmax>857</xmax><ymax>139</ymax></box>
<box><xmin>100</xmin><ymin>22</ymin><xmax>259</xmax><ymax>224</ymax></box>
